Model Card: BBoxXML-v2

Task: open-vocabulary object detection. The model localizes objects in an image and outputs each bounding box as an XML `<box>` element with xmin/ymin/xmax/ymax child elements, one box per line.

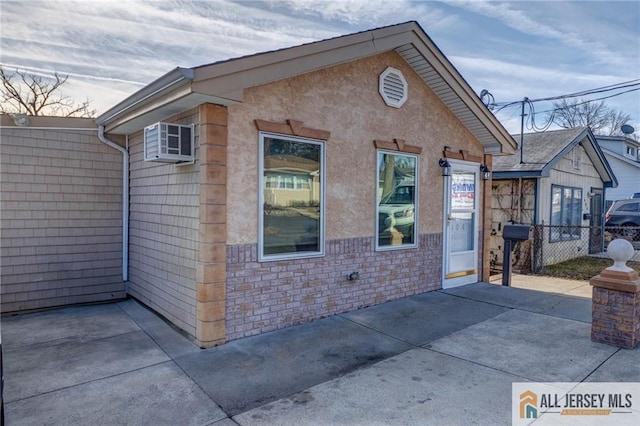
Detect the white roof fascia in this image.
<box><xmin>95</xmin><ymin>21</ymin><xmax>516</xmax><ymax>154</ymax></box>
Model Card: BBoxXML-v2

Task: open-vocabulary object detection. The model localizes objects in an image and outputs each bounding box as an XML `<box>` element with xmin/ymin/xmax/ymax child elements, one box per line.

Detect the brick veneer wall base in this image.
<box><xmin>226</xmin><ymin>233</ymin><xmax>442</xmax><ymax>340</ymax></box>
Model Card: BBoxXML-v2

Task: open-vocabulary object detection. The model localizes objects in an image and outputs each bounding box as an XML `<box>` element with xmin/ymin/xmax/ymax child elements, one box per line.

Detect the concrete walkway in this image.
<box><xmin>2</xmin><ymin>281</ymin><xmax>639</xmax><ymax>425</ymax></box>
<box><xmin>491</xmin><ymin>273</ymin><xmax>593</xmax><ymax>299</ymax></box>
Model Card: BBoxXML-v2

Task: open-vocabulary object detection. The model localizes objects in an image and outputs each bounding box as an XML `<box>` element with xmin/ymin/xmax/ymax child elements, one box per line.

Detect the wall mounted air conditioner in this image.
<box><xmin>144</xmin><ymin>122</ymin><xmax>194</xmax><ymax>163</ymax></box>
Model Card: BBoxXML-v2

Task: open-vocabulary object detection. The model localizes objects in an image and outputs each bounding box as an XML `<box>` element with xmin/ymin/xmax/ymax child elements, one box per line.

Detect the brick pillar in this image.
<box><xmin>196</xmin><ymin>103</ymin><xmax>228</xmax><ymax>348</ymax></box>
<box><xmin>590</xmin><ymin>239</ymin><xmax>640</xmax><ymax>349</ymax></box>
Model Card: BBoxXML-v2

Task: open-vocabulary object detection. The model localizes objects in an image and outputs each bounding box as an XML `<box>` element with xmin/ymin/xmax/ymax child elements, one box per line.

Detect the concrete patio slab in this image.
<box><xmin>563</xmin><ymin>285</ymin><xmax>593</xmax><ymax>298</ymax></box>
<box><xmin>233</xmin><ymin>348</ymin><xmax>521</xmax><ymax>426</ymax></box>
<box><xmin>585</xmin><ymin>348</ymin><xmax>640</xmax><ymax>383</ymax></box>
<box><xmin>443</xmin><ymin>282</ymin><xmax>592</xmax><ymax>322</ymax></box>
<box><xmin>442</xmin><ymin>282</ymin><xmax>557</xmax><ymax>310</ymax></box>
<box><xmin>117</xmin><ymin>299</ymin><xmax>200</xmax><ymax>359</ymax></box>
<box><xmin>175</xmin><ymin>315</ymin><xmax>413</xmax><ymax>416</ymax></box>
<box><xmin>342</xmin><ymin>291</ymin><xmax>509</xmax><ymax>346</ymax></box>
<box><xmin>1</xmin><ymin>303</ymin><xmax>138</xmax><ymax>348</ymax></box>
<box><xmin>426</xmin><ymin>309</ymin><xmax>618</xmax><ymax>382</ymax></box>
<box><xmin>537</xmin><ymin>294</ymin><xmax>592</xmax><ymax>323</ymax></box>
<box><xmin>3</xmin><ymin>330</ymin><xmax>169</xmax><ymax>402</ymax></box>
<box><xmin>498</xmin><ymin>274</ymin><xmax>592</xmax><ymax>297</ymax></box>
<box><xmin>211</xmin><ymin>418</ymin><xmax>242</xmax><ymax>426</ymax></box>
<box><xmin>4</xmin><ymin>362</ymin><xmax>227</xmax><ymax>426</ymax></box>
<box><xmin>3</xmin><ymin>281</ymin><xmax>639</xmax><ymax>426</ymax></box>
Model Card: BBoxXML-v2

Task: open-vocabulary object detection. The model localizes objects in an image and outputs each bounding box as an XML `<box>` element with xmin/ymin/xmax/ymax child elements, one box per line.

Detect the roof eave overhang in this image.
<box><xmin>600</xmin><ymin>147</ymin><xmax>640</xmax><ymax>169</ymax></box>
<box><xmin>94</xmin><ymin>21</ymin><xmax>518</xmax><ymax>152</ymax></box>
<box><xmin>579</xmin><ymin>130</ymin><xmax>618</xmax><ymax>187</ymax></box>
<box><xmin>543</xmin><ymin>128</ymin><xmax>618</xmax><ymax>187</ymax></box>
<box><xmin>394</xmin><ymin>27</ymin><xmax>516</xmax><ymax>155</ymax></box>
<box><xmin>492</xmin><ymin>171</ymin><xmax>543</xmax><ymax>179</ymax></box>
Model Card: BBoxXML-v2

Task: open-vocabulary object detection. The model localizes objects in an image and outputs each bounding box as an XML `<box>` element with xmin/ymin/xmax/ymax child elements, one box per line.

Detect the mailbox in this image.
<box><xmin>503</xmin><ymin>224</ymin><xmax>533</xmax><ymax>241</ymax></box>
<box><xmin>502</xmin><ymin>224</ymin><xmax>533</xmax><ymax>287</ymax></box>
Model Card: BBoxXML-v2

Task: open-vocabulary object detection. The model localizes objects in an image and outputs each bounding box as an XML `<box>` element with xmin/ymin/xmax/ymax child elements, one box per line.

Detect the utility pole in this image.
<box><xmin>520</xmin><ymin>97</ymin><xmax>528</xmax><ymax>164</ymax></box>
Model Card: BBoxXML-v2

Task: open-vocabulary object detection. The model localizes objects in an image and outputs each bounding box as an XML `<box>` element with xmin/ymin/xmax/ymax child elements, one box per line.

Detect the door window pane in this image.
<box><xmin>450</xmin><ymin>212</ymin><xmax>474</xmax><ymax>252</ymax></box>
<box><xmin>451</xmin><ymin>173</ymin><xmax>475</xmax><ymax>210</ymax></box>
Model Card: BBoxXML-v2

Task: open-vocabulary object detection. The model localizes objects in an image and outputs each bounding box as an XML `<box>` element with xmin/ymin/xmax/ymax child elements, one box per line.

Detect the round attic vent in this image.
<box><xmin>379</xmin><ymin>67</ymin><xmax>407</xmax><ymax>108</ymax></box>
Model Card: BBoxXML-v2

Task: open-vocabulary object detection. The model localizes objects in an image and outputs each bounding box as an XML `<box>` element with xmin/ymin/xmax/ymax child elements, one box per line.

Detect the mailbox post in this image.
<box><xmin>502</xmin><ymin>224</ymin><xmax>533</xmax><ymax>286</ymax></box>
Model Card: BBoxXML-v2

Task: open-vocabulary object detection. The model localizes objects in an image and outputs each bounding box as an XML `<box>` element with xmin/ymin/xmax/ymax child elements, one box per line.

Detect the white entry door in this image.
<box><xmin>442</xmin><ymin>160</ymin><xmax>479</xmax><ymax>289</ymax></box>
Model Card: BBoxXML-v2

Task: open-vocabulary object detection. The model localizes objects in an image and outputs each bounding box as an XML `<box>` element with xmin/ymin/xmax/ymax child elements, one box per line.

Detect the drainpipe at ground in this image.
<box><xmin>98</xmin><ymin>126</ymin><xmax>129</xmax><ymax>282</ymax></box>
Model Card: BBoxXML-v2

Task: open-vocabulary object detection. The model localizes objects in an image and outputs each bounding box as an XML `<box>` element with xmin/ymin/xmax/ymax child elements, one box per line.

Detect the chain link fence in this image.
<box><xmin>531</xmin><ymin>224</ymin><xmax>640</xmax><ymax>274</ymax></box>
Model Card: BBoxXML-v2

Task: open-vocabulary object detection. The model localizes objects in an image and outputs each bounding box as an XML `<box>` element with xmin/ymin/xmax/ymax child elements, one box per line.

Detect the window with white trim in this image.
<box><xmin>550</xmin><ymin>185</ymin><xmax>582</xmax><ymax>242</ymax></box>
<box><xmin>259</xmin><ymin>132</ymin><xmax>324</xmax><ymax>260</ymax></box>
<box><xmin>376</xmin><ymin>150</ymin><xmax>418</xmax><ymax>249</ymax></box>
<box><xmin>625</xmin><ymin>144</ymin><xmax>637</xmax><ymax>159</ymax></box>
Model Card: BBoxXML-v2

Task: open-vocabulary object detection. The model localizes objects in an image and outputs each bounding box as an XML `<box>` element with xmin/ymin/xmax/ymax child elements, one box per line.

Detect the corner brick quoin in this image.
<box><xmin>197</xmin><ymin>103</ymin><xmax>228</xmax><ymax>348</ymax></box>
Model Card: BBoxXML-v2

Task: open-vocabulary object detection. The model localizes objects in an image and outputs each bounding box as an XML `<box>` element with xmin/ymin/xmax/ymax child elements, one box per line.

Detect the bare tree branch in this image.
<box><xmin>0</xmin><ymin>66</ymin><xmax>96</xmax><ymax>117</ymax></box>
<box><xmin>606</xmin><ymin>109</ymin><xmax>633</xmax><ymax>136</ymax></box>
<box><xmin>547</xmin><ymin>98</ymin><xmax>632</xmax><ymax>136</ymax></box>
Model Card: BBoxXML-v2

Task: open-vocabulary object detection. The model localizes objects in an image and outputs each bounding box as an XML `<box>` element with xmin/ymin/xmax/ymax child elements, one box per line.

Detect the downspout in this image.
<box><xmin>98</xmin><ymin>126</ymin><xmax>129</xmax><ymax>282</ymax></box>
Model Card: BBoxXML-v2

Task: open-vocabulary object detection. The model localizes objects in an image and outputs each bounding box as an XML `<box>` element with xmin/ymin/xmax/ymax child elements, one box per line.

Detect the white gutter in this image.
<box><xmin>95</xmin><ymin>67</ymin><xmax>194</xmax><ymax>127</ymax></box>
<box><xmin>98</xmin><ymin>126</ymin><xmax>129</xmax><ymax>282</ymax></box>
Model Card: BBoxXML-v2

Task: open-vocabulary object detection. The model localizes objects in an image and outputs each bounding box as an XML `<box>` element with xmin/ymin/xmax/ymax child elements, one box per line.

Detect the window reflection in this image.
<box><xmin>262</xmin><ymin>135</ymin><xmax>323</xmax><ymax>257</ymax></box>
<box><xmin>549</xmin><ymin>184</ymin><xmax>582</xmax><ymax>242</ymax></box>
<box><xmin>377</xmin><ymin>151</ymin><xmax>418</xmax><ymax>248</ymax></box>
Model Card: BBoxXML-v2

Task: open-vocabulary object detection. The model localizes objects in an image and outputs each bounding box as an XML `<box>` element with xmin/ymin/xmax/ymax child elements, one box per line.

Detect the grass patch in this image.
<box><xmin>537</xmin><ymin>256</ymin><xmax>640</xmax><ymax>281</ymax></box>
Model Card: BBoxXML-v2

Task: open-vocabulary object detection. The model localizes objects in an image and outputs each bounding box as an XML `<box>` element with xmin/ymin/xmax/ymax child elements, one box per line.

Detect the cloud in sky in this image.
<box><xmin>1</xmin><ymin>0</ymin><xmax>638</xmax><ymax>133</ymax></box>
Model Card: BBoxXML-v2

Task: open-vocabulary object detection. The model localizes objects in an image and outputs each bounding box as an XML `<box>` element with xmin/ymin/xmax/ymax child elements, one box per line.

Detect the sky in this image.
<box><xmin>1</xmin><ymin>0</ymin><xmax>639</xmax><ymax>135</ymax></box>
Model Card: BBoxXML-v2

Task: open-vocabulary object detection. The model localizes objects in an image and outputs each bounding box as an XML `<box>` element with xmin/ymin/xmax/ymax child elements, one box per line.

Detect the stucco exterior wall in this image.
<box><xmin>0</xmin><ymin>119</ymin><xmax>125</xmax><ymax>312</ymax></box>
<box><xmin>226</xmin><ymin>51</ymin><xmax>482</xmax><ymax>244</ymax></box>
<box><xmin>222</xmin><ymin>51</ymin><xmax>484</xmax><ymax>339</ymax></box>
<box><xmin>127</xmin><ymin>109</ymin><xmax>200</xmax><ymax>336</ymax></box>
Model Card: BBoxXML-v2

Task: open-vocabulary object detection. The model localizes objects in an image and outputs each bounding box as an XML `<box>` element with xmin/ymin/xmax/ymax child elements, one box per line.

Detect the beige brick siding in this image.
<box><xmin>127</xmin><ymin>110</ymin><xmax>200</xmax><ymax>336</ymax></box>
<box><xmin>226</xmin><ymin>233</ymin><xmax>442</xmax><ymax>340</ymax></box>
<box><xmin>1</xmin><ymin>126</ymin><xmax>125</xmax><ymax>312</ymax></box>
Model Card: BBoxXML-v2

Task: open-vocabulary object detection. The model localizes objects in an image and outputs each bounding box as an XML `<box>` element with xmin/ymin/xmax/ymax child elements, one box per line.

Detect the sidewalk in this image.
<box><xmin>2</xmin><ymin>281</ymin><xmax>639</xmax><ymax>425</ymax></box>
<box><xmin>490</xmin><ymin>273</ymin><xmax>593</xmax><ymax>299</ymax></box>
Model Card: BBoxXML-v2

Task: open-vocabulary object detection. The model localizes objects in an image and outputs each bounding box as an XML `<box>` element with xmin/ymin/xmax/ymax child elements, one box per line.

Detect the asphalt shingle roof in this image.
<box><xmin>492</xmin><ymin>127</ymin><xmax>587</xmax><ymax>172</ymax></box>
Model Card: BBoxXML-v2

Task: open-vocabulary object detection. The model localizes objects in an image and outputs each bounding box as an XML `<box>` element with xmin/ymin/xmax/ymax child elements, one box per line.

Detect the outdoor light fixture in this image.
<box><xmin>10</xmin><ymin>113</ymin><xmax>29</xmax><ymax>127</ymax></box>
<box><xmin>480</xmin><ymin>164</ymin><xmax>491</xmax><ymax>180</ymax></box>
<box><xmin>439</xmin><ymin>158</ymin><xmax>451</xmax><ymax>177</ymax></box>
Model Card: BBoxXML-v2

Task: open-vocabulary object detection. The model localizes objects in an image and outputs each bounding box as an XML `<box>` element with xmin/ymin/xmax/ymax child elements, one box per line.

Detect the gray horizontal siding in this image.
<box><xmin>1</xmin><ymin>127</ymin><xmax>125</xmax><ymax>312</ymax></box>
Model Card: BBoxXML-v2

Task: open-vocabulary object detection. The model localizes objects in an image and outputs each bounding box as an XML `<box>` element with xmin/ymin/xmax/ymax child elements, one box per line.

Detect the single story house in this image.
<box><xmin>491</xmin><ymin>127</ymin><xmax>617</xmax><ymax>271</ymax></box>
<box><xmin>2</xmin><ymin>21</ymin><xmax>516</xmax><ymax>347</ymax></box>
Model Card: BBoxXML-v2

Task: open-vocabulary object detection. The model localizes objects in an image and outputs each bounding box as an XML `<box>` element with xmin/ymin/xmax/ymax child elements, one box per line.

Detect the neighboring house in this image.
<box><xmin>595</xmin><ymin>135</ymin><xmax>640</xmax><ymax>208</ymax></box>
<box><xmin>491</xmin><ymin>127</ymin><xmax>617</xmax><ymax>270</ymax></box>
<box><xmin>1</xmin><ymin>22</ymin><xmax>516</xmax><ymax>348</ymax></box>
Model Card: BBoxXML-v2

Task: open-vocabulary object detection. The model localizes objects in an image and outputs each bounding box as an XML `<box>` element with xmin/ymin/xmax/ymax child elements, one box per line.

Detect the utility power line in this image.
<box><xmin>491</xmin><ymin>79</ymin><xmax>640</xmax><ymax>113</ymax></box>
<box><xmin>535</xmin><ymin>87</ymin><xmax>640</xmax><ymax>115</ymax></box>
